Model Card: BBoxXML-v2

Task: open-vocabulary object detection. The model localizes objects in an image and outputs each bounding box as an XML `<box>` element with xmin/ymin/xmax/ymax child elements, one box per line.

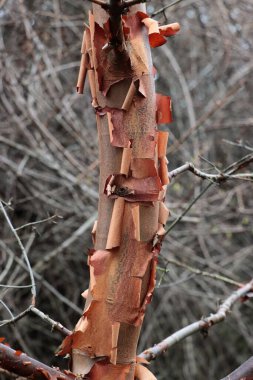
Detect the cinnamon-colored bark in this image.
<box><xmin>59</xmin><ymin>3</ymin><xmax>179</xmax><ymax>379</ymax></box>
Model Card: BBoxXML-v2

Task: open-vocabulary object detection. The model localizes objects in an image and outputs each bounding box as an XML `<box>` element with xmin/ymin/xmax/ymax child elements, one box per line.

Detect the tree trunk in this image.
<box><xmin>59</xmin><ymin>2</ymin><xmax>177</xmax><ymax>379</ymax></box>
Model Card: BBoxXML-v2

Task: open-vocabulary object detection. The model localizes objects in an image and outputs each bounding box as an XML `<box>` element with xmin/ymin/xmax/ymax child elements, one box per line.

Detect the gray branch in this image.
<box><xmin>0</xmin><ymin>201</ymin><xmax>36</xmax><ymax>304</ymax></box>
<box><xmin>169</xmin><ymin>154</ymin><xmax>253</xmax><ymax>182</ymax></box>
<box><xmin>139</xmin><ymin>280</ymin><xmax>253</xmax><ymax>361</ymax></box>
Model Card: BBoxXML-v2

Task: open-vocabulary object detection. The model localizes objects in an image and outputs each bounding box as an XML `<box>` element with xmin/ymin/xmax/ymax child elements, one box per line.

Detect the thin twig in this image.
<box><xmin>0</xmin><ymin>305</ymin><xmax>71</xmax><ymax>336</ymax></box>
<box><xmin>165</xmin><ymin>154</ymin><xmax>253</xmax><ymax>235</ymax></box>
<box><xmin>139</xmin><ymin>280</ymin><xmax>253</xmax><ymax>361</ymax></box>
<box><xmin>30</xmin><ymin>306</ymin><xmax>71</xmax><ymax>336</ymax></box>
<box><xmin>223</xmin><ymin>139</ymin><xmax>253</xmax><ymax>152</ymax></box>
<box><xmin>152</xmin><ymin>0</ymin><xmax>184</xmax><ymax>17</ymax></box>
<box><xmin>0</xmin><ymin>284</ymin><xmax>32</xmax><ymax>289</ymax></box>
<box><xmin>169</xmin><ymin>155</ymin><xmax>253</xmax><ymax>182</ymax></box>
<box><xmin>15</xmin><ymin>214</ymin><xmax>62</xmax><ymax>231</ymax></box>
<box><xmin>161</xmin><ymin>257</ymin><xmax>242</xmax><ymax>287</ymax></box>
<box><xmin>0</xmin><ymin>300</ymin><xmax>15</xmax><ymax>320</ymax></box>
<box><xmin>0</xmin><ymin>201</ymin><xmax>36</xmax><ymax>304</ymax></box>
<box><xmin>164</xmin><ymin>182</ymin><xmax>212</xmax><ymax>237</ymax></box>
<box><xmin>0</xmin><ymin>307</ymin><xmax>31</xmax><ymax>327</ymax></box>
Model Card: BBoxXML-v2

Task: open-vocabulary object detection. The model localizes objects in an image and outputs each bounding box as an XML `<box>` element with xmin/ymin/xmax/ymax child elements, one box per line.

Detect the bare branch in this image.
<box><xmin>163</xmin><ymin>154</ymin><xmax>253</xmax><ymax>237</ymax></box>
<box><xmin>1</xmin><ymin>305</ymin><xmax>71</xmax><ymax>337</ymax></box>
<box><xmin>220</xmin><ymin>356</ymin><xmax>253</xmax><ymax>380</ymax></box>
<box><xmin>139</xmin><ymin>280</ymin><xmax>253</xmax><ymax>361</ymax></box>
<box><xmin>223</xmin><ymin>139</ymin><xmax>253</xmax><ymax>152</ymax></box>
<box><xmin>0</xmin><ymin>201</ymin><xmax>36</xmax><ymax>304</ymax></box>
<box><xmin>169</xmin><ymin>154</ymin><xmax>253</xmax><ymax>182</ymax></box>
<box><xmin>160</xmin><ymin>257</ymin><xmax>242</xmax><ymax>287</ymax></box>
<box><xmin>15</xmin><ymin>214</ymin><xmax>62</xmax><ymax>231</ymax></box>
<box><xmin>152</xmin><ymin>0</ymin><xmax>184</xmax><ymax>17</ymax></box>
<box><xmin>0</xmin><ymin>308</ymin><xmax>31</xmax><ymax>328</ymax></box>
<box><xmin>30</xmin><ymin>306</ymin><xmax>71</xmax><ymax>336</ymax></box>
<box><xmin>164</xmin><ymin>182</ymin><xmax>212</xmax><ymax>237</ymax></box>
<box><xmin>0</xmin><ymin>343</ymin><xmax>75</xmax><ymax>380</ymax></box>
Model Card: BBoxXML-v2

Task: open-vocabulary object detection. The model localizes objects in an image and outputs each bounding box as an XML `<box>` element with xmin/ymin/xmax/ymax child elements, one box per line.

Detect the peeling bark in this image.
<box><xmin>59</xmin><ymin>2</ymin><xmax>179</xmax><ymax>378</ymax></box>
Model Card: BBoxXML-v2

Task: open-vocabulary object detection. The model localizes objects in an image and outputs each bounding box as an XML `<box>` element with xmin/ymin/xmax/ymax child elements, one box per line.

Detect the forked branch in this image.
<box><xmin>139</xmin><ymin>280</ymin><xmax>253</xmax><ymax>361</ymax></box>
<box><xmin>169</xmin><ymin>153</ymin><xmax>253</xmax><ymax>182</ymax></box>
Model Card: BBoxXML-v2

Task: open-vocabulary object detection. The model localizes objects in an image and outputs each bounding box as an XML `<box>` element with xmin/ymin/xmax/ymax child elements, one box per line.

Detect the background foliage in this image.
<box><xmin>0</xmin><ymin>0</ymin><xmax>253</xmax><ymax>379</ymax></box>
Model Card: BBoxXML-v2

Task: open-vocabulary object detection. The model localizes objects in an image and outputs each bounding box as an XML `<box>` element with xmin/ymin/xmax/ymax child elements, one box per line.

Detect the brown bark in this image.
<box><xmin>0</xmin><ymin>343</ymin><xmax>75</xmax><ymax>380</ymax></box>
<box><xmin>58</xmin><ymin>2</ymin><xmax>179</xmax><ymax>379</ymax></box>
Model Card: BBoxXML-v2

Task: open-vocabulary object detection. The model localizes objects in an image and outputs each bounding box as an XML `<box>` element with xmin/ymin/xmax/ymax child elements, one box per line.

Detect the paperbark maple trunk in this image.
<box><xmin>59</xmin><ymin>2</ymin><xmax>178</xmax><ymax>379</ymax></box>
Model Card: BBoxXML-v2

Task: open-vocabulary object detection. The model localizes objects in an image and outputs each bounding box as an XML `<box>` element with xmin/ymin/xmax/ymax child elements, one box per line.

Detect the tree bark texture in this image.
<box><xmin>0</xmin><ymin>343</ymin><xmax>75</xmax><ymax>380</ymax></box>
<box><xmin>60</xmin><ymin>3</ymin><xmax>179</xmax><ymax>379</ymax></box>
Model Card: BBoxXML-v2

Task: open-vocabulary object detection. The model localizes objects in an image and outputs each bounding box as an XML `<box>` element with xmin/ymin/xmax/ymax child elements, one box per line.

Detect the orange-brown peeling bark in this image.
<box><xmin>60</xmin><ymin>2</ymin><xmax>178</xmax><ymax>378</ymax></box>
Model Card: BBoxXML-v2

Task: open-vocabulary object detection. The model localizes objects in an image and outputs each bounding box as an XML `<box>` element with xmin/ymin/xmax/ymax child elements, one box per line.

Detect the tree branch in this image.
<box><xmin>1</xmin><ymin>306</ymin><xmax>71</xmax><ymax>337</ymax></box>
<box><xmin>220</xmin><ymin>356</ymin><xmax>253</xmax><ymax>380</ymax></box>
<box><xmin>139</xmin><ymin>280</ymin><xmax>253</xmax><ymax>361</ymax></box>
<box><xmin>0</xmin><ymin>342</ymin><xmax>75</xmax><ymax>380</ymax></box>
<box><xmin>0</xmin><ymin>201</ymin><xmax>36</xmax><ymax>304</ymax></box>
<box><xmin>152</xmin><ymin>0</ymin><xmax>184</xmax><ymax>18</ymax></box>
<box><xmin>159</xmin><ymin>257</ymin><xmax>242</xmax><ymax>287</ymax></box>
<box><xmin>164</xmin><ymin>182</ymin><xmax>212</xmax><ymax>237</ymax></box>
<box><xmin>162</xmin><ymin>154</ymin><xmax>253</xmax><ymax>237</ymax></box>
<box><xmin>30</xmin><ymin>306</ymin><xmax>71</xmax><ymax>336</ymax></box>
<box><xmin>168</xmin><ymin>154</ymin><xmax>253</xmax><ymax>182</ymax></box>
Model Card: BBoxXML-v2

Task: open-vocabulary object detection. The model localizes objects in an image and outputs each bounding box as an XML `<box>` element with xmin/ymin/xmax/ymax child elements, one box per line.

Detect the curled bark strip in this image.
<box><xmin>122</xmin><ymin>80</ymin><xmax>137</xmax><ymax>111</ymax></box>
<box><xmin>76</xmin><ymin>30</ymin><xmax>87</xmax><ymax>94</ymax></box>
<box><xmin>157</xmin><ymin>131</ymin><xmax>169</xmax><ymax>158</ymax></box>
<box><xmin>91</xmin><ymin>220</ymin><xmax>97</xmax><ymax>245</ymax></box>
<box><xmin>0</xmin><ymin>343</ymin><xmax>74</xmax><ymax>380</ymax></box>
<box><xmin>106</xmin><ymin>198</ymin><xmax>125</xmax><ymax>249</ymax></box>
<box><xmin>88</xmin><ymin>69</ymin><xmax>99</xmax><ymax>108</ymax></box>
<box><xmin>157</xmin><ymin>131</ymin><xmax>170</xmax><ymax>186</ymax></box>
<box><xmin>104</xmin><ymin>174</ymin><xmax>162</xmax><ymax>202</ymax></box>
<box><xmin>137</xmin><ymin>12</ymin><xmax>180</xmax><ymax>48</ymax></box>
<box><xmin>156</xmin><ymin>94</ymin><xmax>172</xmax><ymax>124</ymax></box>
<box><xmin>120</xmin><ymin>147</ymin><xmax>132</xmax><ymax>175</ymax></box>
